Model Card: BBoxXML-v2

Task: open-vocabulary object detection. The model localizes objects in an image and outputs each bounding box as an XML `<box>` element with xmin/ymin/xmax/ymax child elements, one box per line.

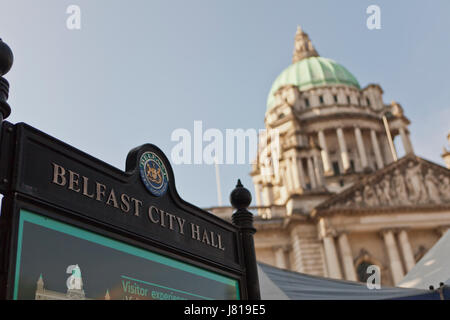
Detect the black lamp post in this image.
<box><xmin>230</xmin><ymin>179</ymin><xmax>261</xmax><ymax>300</ymax></box>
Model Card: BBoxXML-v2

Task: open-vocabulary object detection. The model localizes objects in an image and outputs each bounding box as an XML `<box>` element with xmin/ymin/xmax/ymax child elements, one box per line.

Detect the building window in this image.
<box><xmin>332</xmin><ymin>161</ymin><xmax>340</xmax><ymax>176</ymax></box>
<box><xmin>304</xmin><ymin>98</ymin><xmax>310</xmax><ymax>108</ymax></box>
<box><xmin>357</xmin><ymin>261</ymin><xmax>375</xmax><ymax>283</ymax></box>
<box><xmin>319</xmin><ymin>95</ymin><xmax>324</xmax><ymax>104</ymax></box>
<box><xmin>333</xmin><ymin>95</ymin><xmax>338</xmax><ymax>103</ymax></box>
<box><xmin>347</xmin><ymin>96</ymin><xmax>351</xmax><ymax>105</ymax></box>
<box><xmin>350</xmin><ymin>160</ymin><xmax>355</xmax><ymax>172</ymax></box>
<box><xmin>366</xmin><ymin>98</ymin><xmax>371</xmax><ymax>106</ymax></box>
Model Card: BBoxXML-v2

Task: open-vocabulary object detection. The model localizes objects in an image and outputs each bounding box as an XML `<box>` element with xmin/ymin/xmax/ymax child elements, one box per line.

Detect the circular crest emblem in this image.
<box><xmin>139</xmin><ymin>152</ymin><xmax>169</xmax><ymax>197</ymax></box>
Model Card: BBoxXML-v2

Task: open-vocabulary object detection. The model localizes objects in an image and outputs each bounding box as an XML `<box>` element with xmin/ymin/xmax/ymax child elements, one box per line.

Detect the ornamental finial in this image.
<box><xmin>230</xmin><ymin>179</ymin><xmax>252</xmax><ymax>210</ymax></box>
<box><xmin>292</xmin><ymin>26</ymin><xmax>319</xmax><ymax>64</ymax></box>
<box><xmin>0</xmin><ymin>38</ymin><xmax>13</xmax><ymax>119</ymax></box>
<box><xmin>0</xmin><ymin>38</ymin><xmax>13</xmax><ymax>76</ymax></box>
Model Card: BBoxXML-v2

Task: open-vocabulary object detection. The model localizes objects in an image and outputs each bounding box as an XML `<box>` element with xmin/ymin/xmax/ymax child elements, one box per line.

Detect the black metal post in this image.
<box><xmin>230</xmin><ymin>179</ymin><xmax>261</xmax><ymax>300</ymax></box>
<box><xmin>0</xmin><ymin>38</ymin><xmax>13</xmax><ymax>130</ymax></box>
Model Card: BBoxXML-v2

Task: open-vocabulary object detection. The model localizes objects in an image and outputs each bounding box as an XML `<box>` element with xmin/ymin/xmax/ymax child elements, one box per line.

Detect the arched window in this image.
<box><xmin>319</xmin><ymin>95</ymin><xmax>324</xmax><ymax>104</ymax></box>
<box><xmin>349</xmin><ymin>160</ymin><xmax>355</xmax><ymax>172</ymax></box>
<box><xmin>356</xmin><ymin>261</ymin><xmax>375</xmax><ymax>283</ymax></box>
<box><xmin>304</xmin><ymin>98</ymin><xmax>310</xmax><ymax>108</ymax></box>
<box><xmin>354</xmin><ymin>249</ymin><xmax>383</xmax><ymax>283</ymax></box>
<box><xmin>332</xmin><ymin>161</ymin><xmax>340</xmax><ymax>176</ymax></box>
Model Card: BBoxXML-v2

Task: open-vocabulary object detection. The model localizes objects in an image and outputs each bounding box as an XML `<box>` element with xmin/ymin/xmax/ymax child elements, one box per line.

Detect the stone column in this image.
<box><xmin>253</xmin><ymin>182</ymin><xmax>264</xmax><ymax>216</ymax></box>
<box><xmin>370</xmin><ymin>129</ymin><xmax>384</xmax><ymax>169</ymax></box>
<box><xmin>399</xmin><ymin>127</ymin><xmax>414</xmax><ymax>155</ymax></box>
<box><xmin>313</xmin><ymin>153</ymin><xmax>324</xmax><ymax>187</ymax></box>
<box><xmin>354</xmin><ymin>127</ymin><xmax>368</xmax><ymax>169</ymax></box>
<box><xmin>318</xmin><ymin>130</ymin><xmax>332</xmax><ymax>175</ymax></box>
<box><xmin>290</xmin><ymin>229</ymin><xmax>304</xmax><ymax>273</ymax></box>
<box><xmin>382</xmin><ymin>230</ymin><xmax>405</xmax><ymax>285</ymax></box>
<box><xmin>296</xmin><ymin>157</ymin><xmax>307</xmax><ymax>189</ymax></box>
<box><xmin>284</xmin><ymin>166</ymin><xmax>294</xmax><ymax>192</ymax></box>
<box><xmin>253</xmin><ymin>182</ymin><xmax>262</xmax><ymax>207</ymax></box>
<box><xmin>337</xmin><ymin>233</ymin><xmax>357</xmax><ymax>281</ymax></box>
<box><xmin>398</xmin><ymin>230</ymin><xmax>415</xmax><ymax>273</ymax></box>
<box><xmin>336</xmin><ymin>127</ymin><xmax>350</xmax><ymax>171</ymax></box>
<box><xmin>262</xmin><ymin>184</ymin><xmax>274</xmax><ymax>206</ymax></box>
<box><xmin>323</xmin><ymin>235</ymin><xmax>343</xmax><ymax>279</ymax></box>
<box><xmin>289</xmin><ymin>156</ymin><xmax>301</xmax><ymax>190</ymax></box>
<box><xmin>307</xmin><ymin>157</ymin><xmax>317</xmax><ymax>189</ymax></box>
<box><xmin>274</xmin><ymin>246</ymin><xmax>287</xmax><ymax>269</ymax></box>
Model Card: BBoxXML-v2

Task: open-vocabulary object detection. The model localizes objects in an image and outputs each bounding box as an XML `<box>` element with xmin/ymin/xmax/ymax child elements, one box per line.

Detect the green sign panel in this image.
<box><xmin>14</xmin><ymin>210</ymin><xmax>240</xmax><ymax>300</ymax></box>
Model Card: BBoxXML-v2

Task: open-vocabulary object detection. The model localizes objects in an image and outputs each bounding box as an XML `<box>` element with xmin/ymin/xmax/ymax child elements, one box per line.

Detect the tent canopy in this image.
<box><xmin>258</xmin><ymin>262</ymin><xmax>442</xmax><ymax>300</ymax></box>
<box><xmin>399</xmin><ymin>230</ymin><xmax>450</xmax><ymax>290</ymax></box>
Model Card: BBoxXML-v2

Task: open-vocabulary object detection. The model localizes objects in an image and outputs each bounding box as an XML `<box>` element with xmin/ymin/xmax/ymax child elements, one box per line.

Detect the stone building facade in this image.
<box><xmin>208</xmin><ymin>27</ymin><xmax>450</xmax><ymax>287</ymax></box>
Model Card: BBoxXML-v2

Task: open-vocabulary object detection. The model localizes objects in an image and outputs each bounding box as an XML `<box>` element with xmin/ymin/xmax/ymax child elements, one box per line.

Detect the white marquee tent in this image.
<box><xmin>257</xmin><ymin>262</ymin><xmax>444</xmax><ymax>300</ymax></box>
<box><xmin>399</xmin><ymin>230</ymin><xmax>450</xmax><ymax>290</ymax></box>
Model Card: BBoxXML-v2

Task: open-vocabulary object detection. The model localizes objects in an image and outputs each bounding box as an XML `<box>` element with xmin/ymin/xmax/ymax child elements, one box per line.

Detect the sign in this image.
<box><xmin>14</xmin><ymin>210</ymin><xmax>239</xmax><ymax>300</ymax></box>
<box><xmin>0</xmin><ymin>121</ymin><xmax>250</xmax><ymax>300</ymax></box>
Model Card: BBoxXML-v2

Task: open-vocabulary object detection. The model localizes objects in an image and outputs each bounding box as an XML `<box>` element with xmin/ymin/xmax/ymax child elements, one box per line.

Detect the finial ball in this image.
<box><xmin>0</xmin><ymin>39</ymin><xmax>14</xmax><ymax>76</ymax></box>
<box><xmin>230</xmin><ymin>179</ymin><xmax>252</xmax><ymax>209</ymax></box>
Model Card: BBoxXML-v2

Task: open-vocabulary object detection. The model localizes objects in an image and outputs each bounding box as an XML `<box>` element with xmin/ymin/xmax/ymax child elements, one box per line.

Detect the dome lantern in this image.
<box><xmin>292</xmin><ymin>25</ymin><xmax>319</xmax><ymax>64</ymax></box>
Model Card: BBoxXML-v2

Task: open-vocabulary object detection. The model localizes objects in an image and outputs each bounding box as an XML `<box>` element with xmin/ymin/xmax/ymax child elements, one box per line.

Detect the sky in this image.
<box><xmin>0</xmin><ymin>0</ymin><xmax>449</xmax><ymax>208</ymax></box>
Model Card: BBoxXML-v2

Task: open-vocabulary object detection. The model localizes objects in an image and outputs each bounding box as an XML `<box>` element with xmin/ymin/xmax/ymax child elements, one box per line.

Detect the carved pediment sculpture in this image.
<box><xmin>314</xmin><ymin>155</ymin><xmax>450</xmax><ymax>215</ymax></box>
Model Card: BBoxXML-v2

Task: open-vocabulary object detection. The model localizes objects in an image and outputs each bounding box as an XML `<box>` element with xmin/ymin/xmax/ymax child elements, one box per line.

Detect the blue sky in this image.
<box><xmin>1</xmin><ymin>0</ymin><xmax>449</xmax><ymax>208</ymax></box>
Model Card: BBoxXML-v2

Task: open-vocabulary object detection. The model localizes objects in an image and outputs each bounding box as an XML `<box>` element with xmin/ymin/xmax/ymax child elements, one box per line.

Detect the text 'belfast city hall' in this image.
<box><xmin>208</xmin><ymin>27</ymin><xmax>450</xmax><ymax>287</ymax></box>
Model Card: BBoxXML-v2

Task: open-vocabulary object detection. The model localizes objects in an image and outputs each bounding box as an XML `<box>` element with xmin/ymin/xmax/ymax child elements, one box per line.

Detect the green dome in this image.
<box><xmin>267</xmin><ymin>56</ymin><xmax>360</xmax><ymax>110</ymax></box>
